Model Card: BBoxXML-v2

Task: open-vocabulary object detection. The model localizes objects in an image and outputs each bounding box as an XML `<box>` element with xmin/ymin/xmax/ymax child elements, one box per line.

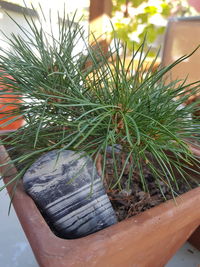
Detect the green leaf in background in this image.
<box><xmin>131</xmin><ymin>0</ymin><xmax>148</xmax><ymax>8</ymax></box>
<box><xmin>111</xmin><ymin>0</ymin><xmax>199</xmax><ymax>57</ymax></box>
<box><xmin>161</xmin><ymin>2</ymin><xmax>171</xmax><ymax>17</ymax></box>
<box><xmin>144</xmin><ymin>6</ymin><xmax>158</xmax><ymax>15</ymax></box>
<box><xmin>137</xmin><ymin>13</ymin><xmax>148</xmax><ymax>24</ymax></box>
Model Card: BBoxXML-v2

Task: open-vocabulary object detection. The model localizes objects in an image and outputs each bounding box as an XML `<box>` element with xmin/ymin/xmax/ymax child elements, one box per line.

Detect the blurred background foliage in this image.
<box><xmin>111</xmin><ymin>0</ymin><xmax>199</xmax><ymax>56</ymax></box>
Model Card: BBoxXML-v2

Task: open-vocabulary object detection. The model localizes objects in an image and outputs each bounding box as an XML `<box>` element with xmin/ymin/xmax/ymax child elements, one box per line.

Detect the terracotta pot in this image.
<box><xmin>0</xmin><ymin>74</ymin><xmax>24</xmax><ymax>131</ymax></box>
<box><xmin>0</xmin><ymin>145</ymin><xmax>200</xmax><ymax>267</ymax></box>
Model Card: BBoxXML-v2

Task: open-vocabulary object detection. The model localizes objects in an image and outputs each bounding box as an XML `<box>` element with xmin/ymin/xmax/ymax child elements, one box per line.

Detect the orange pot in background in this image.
<box><xmin>0</xmin><ymin>74</ymin><xmax>24</xmax><ymax>131</ymax></box>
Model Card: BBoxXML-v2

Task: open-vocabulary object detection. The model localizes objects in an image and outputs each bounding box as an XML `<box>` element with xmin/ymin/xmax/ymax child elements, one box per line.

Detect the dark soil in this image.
<box><xmin>104</xmin><ymin>153</ymin><xmax>198</xmax><ymax>222</ymax></box>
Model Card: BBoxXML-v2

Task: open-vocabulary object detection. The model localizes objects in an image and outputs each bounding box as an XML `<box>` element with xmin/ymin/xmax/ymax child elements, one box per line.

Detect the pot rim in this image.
<box><xmin>0</xmin><ymin>144</ymin><xmax>200</xmax><ymax>266</ymax></box>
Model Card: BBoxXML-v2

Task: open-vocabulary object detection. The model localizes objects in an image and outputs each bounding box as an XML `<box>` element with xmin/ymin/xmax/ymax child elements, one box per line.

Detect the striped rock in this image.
<box><xmin>23</xmin><ymin>150</ymin><xmax>117</xmax><ymax>239</ymax></box>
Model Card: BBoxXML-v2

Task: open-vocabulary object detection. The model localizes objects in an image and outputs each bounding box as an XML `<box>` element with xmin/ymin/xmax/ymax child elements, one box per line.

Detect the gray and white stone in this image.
<box><xmin>23</xmin><ymin>150</ymin><xmax>117</xmax><ymax>239</ymax></box>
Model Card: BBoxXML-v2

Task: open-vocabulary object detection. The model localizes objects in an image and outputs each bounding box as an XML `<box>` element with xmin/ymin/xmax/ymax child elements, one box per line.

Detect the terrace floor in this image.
<box><xmin>1</xmin><ymin>179</ymin><xmax>200</xmax><ymax>267</ymax></box>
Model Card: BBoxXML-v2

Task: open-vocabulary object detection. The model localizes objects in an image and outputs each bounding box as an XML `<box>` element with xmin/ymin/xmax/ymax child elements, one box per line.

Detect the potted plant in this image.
<box><xmin>0</xmin><ymin>9</ymin><xmax>200</xmax><ymax>267</ymax></box>
<box><xmin>0</xmin><ymin>72</ymin><xmax>24</xmax><ymax>131</ymax></box>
